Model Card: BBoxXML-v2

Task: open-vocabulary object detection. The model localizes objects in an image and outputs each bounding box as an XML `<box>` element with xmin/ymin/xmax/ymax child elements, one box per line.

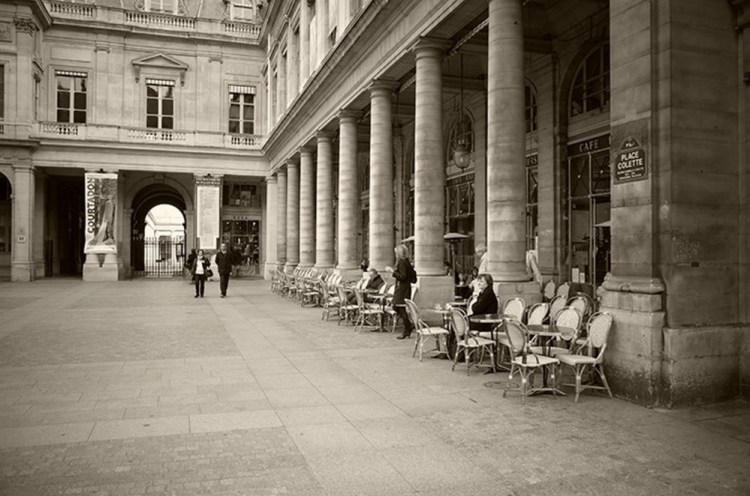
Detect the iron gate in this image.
<box><xmin>135</xmin><ymin>236</ymin><xmax>185</xmax><ymax>277</ymax></box>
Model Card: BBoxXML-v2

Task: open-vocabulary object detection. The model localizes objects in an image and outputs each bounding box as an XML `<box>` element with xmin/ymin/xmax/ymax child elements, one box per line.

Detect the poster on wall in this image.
<box><xmin>84</xmin><ymin>172</ymin><xmax>118</xmax><ymax>254</ymax></box>
<box><xmin>197</xmin><ymin>182</ymin><xmax>220</xmax><ymax>250</ymax></box>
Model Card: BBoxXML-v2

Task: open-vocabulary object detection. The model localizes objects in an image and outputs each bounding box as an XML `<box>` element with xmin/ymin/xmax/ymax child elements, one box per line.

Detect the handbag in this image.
<box><xmin>206</xmin><ymin>268</ymin><xmax>214</xmax><ymax>278</ymax></box>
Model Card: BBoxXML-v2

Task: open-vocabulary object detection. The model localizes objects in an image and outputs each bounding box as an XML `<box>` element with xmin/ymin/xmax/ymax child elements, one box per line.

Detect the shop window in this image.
<box><xmin>56</xmin><ymin>71</ymin><xmax>87</xmax><ymax>124</ymax></box>
<box><xmin>569</xmin><ymin>43</ymin><xmax>610</xmax><ymax>118</ymax></box>
<box><xmin>223</xmin><ymin>183</ymin><xmax>261</xmax><ymax>208</ymax></box>
<box><xmin>445</xmin><ymin>174</ymin><xmax>474</xmax><ymax>274</ymax></box>
<box><xmin>146</xmin><ymin>79</ymin><xmax>174</xmax><ymax>129</ymax></box>
<box><xmin>229</xmin><ymin>85</ymin><xmax>255</xmax><ymax>135</ymax></box>
<box><xmin>221</xmin><ymin>220</ymin><xmax>260</xmax><ymax>265</ymax></box>
<box><xmin>525</xmin><ymin>82</ymin><xmax>537</xmax><ymax>134</ymax></box>
<box><xmin>526</xmin><ymin>155</ymin><xmax>539</xmax><ymax>251</ymax></box>
<box><xmin>0</xmin><ymin>175</ymin><xmax>10</xmax><ymax>254</ymax></box>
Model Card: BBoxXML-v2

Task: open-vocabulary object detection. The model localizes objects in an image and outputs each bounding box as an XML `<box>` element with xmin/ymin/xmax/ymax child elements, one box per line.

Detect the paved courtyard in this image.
<box><xmin>0</xmin><ymin>279</ymin><xmax>748</xmax><ymax>496</ymax></box>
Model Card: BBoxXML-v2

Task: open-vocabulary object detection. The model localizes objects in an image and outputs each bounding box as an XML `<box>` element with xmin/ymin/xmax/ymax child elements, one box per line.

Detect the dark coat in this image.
<box><xmin>190</xmin><ymin>257</ymin><xmax>211</xmax><ymax>276</ymax></box>
<box><xmin>391</xmin><ymin>258</ymin><xmax>415</xmax><ymax>305</ymax></box>
<box><xmin>471</xmin><ymin>287</ymin><xmax>498</xmax><ymax>316</ymax></box>
<box><xmin>215</xmin><ymin>251</ymin><xmax>232</xmax><ymax>275</ymax></box>
<box><xmin>365</xmin><ymin>274</ymin><xmax>385</xmax><ymax>291</ymax></box>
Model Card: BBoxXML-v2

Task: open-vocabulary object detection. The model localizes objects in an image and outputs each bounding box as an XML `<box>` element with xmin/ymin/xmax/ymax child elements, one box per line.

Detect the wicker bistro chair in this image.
<box><xmin>449</xmin><ymin>308</ymin><xmax>496</xmax><ymax>375</ymax></box>
<box><xmin>526</xmin><ymin>302</ymin><xmax>550</xmax><ymax>326</ymax></box>
<box><xmin>502</xmin><ymin>319</ymin><xmax>560</xmax><ymax>400</ymax></box>
<box><xmin>336</xmin><ymin>285</ymin><xmax>359</xmax><ymax>325</ymax></box>
<box><xmin>567</xmin><ymin>293</ymin><xmax>594</xmax><ymax>320</ymax></box>
<box><xmin>353</xmin><ymin>289</ymin><xmax>384</xmax><ymax>333</ymax></box>
<box><xmin>542</xmin><ymin>280</ymin><xmax>556</xmax><ymax>302</ymax></box>
<box><xmin>385</xmin><ymin>285</ymin><xmax>415</xmax><ymax>334</ymax></box>
<box><xmin>548</xmin><ymin>295</ymin><xmax>567</xmax><ymax>324</ymax></box>
<box><xmin>404</xmin><ymin>299</ymin><xmax>449</xmax><ymax>362</ymax></box>
<box><xmin>529</xmin><ymin>307</ymin><xmax>582</xmax><ymax>357</ymax></box>
<box><xmin>557</xmin><ymin>312</ymin><xmax>614</xmax><ymax>402</ymax></box>
<box><xmin>503</xmin><ymin>297</ymin><xmax>526</xmax><ymax>322</ymax></box>
<box><xmin>556</xmin><ymin>281</ymin><xmax>570</xmax><ymax>300</ymax></box>
<box><xmin>319</xmin><ymin>281</ymin><xmax>341</xmax><ymax>321</ymax></box>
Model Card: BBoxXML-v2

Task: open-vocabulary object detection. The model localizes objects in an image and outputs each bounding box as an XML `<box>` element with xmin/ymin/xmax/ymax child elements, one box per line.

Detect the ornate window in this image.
<box><xmin>569</xmin><ymin>43</ymin><xmax>610</xmax><ymax>118</ymax></box>
<box><xmin>135</xmin><ymin>0</ymin><xmax>186</xmax><ymax>15</ymax></box>
<box><xmin>56</xmin><ymin>71</ymin><xmax>87</xmax><ymax>124</ymax></box>
<box><xmin>146</xmin><ymin>79</ymin><xmax>174</xmax><ymax>129</ymax></box>
<box><xmin>230</xmin><ymin>0</ymin><xmax>257</xmax><ymax>21</ymax></box>
<box><xmin>229</xmin><ymin>85</ymin><xmax>255</xmax><ymax>135</ymax></box>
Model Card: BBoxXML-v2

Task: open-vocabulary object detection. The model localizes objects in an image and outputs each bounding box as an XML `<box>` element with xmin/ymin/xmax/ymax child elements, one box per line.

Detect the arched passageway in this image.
<box><xmin>131</xmin><ymin>184</ymin><xmax>187</xmax><ymax>277</ymax></box>
<box><xmin>0</xmin><ymin>174</ymin><xmax>11</xmax><ymax>280</ymax></box>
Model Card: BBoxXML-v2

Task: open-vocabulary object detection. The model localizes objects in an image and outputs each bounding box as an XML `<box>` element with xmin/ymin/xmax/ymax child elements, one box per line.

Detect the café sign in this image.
<box><xmin>614</xmin><ymin>137</ymin><xmax>647</xmax><ymax>183</ymax></box>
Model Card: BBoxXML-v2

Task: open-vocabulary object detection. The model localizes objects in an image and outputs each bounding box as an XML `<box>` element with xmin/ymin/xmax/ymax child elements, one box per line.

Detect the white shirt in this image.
<box><xmin>195</xmin><ymin>258</ymin><xmax>205</xmax><ymax>275</ymax></box>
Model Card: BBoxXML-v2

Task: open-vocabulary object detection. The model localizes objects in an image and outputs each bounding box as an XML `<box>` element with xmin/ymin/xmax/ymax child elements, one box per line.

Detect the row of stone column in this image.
<box><xmin>266</xmin><ymin>0</ymin><xmax>531</xmax><ymax>297</ymax></box>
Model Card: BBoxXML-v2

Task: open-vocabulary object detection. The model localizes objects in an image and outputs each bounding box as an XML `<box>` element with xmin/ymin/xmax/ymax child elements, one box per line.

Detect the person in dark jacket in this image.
<box><xmin>365</xmin><ymin>268</ymin><xmax>385</xmax><ymax>291</ymax></box>
<box><xmin>386</xmin><ymin>244</ymin><xmax>416</xmax><ymax>340</ymax></box>
<box><xmin>469</xmin><ymin>274</ymin><xmax>498</xmax><ymax>332</ymax></box>
<box><xmin>214</xmin><ymin>243</ymin><xmax>233</xmax><ymax>298</ymax></box>
<box><xmin>190</xmin><ymin>250</ymin><xmax>210</xmax><ymax>298</ymax></box>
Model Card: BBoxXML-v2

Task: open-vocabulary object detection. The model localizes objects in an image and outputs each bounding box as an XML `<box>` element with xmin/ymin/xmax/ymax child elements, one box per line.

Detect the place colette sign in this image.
<box><xmin>614</xmin><ymin>137</ymin><xmax>647</xmax><ymax>183</ymax></box>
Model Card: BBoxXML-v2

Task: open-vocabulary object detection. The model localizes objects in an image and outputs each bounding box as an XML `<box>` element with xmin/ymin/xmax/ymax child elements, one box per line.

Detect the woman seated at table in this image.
<box><xmin>468</xmin><ymin>274</ymin><xmax>498</xmax><ymax>333</ymax></box>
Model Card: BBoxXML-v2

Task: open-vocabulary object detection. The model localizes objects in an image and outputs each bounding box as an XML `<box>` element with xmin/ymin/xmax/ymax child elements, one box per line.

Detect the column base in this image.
<box><xmin>284</xmin><ymin>262</ymin><xmax>298</xmax><ymax>274</ymax></box>
<box><xmin>493</xmin><ymin>280</ymin><xmax>542</xmax><ymax>306</ymax></box>
<box><xmin>298</xmin><ymin>262</ymin><xmax>314</xmax><ymax>270</ymax></box>
<box><xmin>263</xmin><ymin>262</ymin><xmax>278</xmax><ymax>280</ymax></box>
<box><xmin>82</xmin><ymin>253</ymin><xmax>119</xmax><ymax>282</ymax></box>
<box><xmin>11</xmin><ymin>261</ymin><xmax>37</xmax><ymax>282</ymax></box>
<box><xmin>314</xmin><ymin>263</ymin><xmax>334</xmax><ymax>272</ymax></box>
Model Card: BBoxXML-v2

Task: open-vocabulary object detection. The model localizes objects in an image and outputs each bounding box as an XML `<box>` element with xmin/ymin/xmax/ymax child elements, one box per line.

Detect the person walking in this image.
<box><xmin>215</xmin><ymin>243</ymin><xmax>232</xmax><ymax>298</ymax></box>
<box><xmin>190</xmin><ymin>250</ymin><xmax>210</xmax><ymax>298</ymax></box>
<box><xmin>386</xmin><ymin>244</ymin><xmax>417</xmax><ymax>340</ymax></box>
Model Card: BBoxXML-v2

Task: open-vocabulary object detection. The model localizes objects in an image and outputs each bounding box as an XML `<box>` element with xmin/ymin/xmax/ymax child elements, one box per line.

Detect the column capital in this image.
<box><xmin>338</xmin><ymin>109</ymin><xmax>361</xmax><ymax>122</ymax></box>
<box><xmin>316</xmin><ymin>130</ymin><xmax>334</xmax><ymax>142</ymax></box>
<box><xmin>411</xmin><ymin>37</ymin><xmax>450</xmax><ymax>58</ymax></box>
<box><xmin>276</xmin><ymin>166</ymin><xmax>287</xmax><ymax>177</ymax></box>
<box><xmin>298</xmin><ymin>145</ymin><xmax>315</xmax><ymax>157</ymax></box>
<box><xmin>286</xmin><ymin>159</ymin><xmax>300</xmax><ymax>170</ymax></box>
<box><xmin>266</xmin><ymin>174</ymin><xmax>278</xmax><ymax>184</ymax></box>
<box><xmin>369</xmin><ymin>79</ymin><xmax>398</xmax><ymax>96</ymax></box>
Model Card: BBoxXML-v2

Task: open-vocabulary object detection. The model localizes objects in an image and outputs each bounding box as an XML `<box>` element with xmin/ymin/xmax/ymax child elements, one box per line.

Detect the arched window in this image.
<box><xmin>446</xmin><ymin>112</ymin><xmax>474</xmax><ymax>167</ymax></box>
<box><xmin>525</xmin><ymin>82</ymin><xmax>538</xmax><ymax>134</ymax></box>
<box><xmin>569</xmin><ymin>43</ymin><xmax>610</xmax><ymax>118</ymax></box>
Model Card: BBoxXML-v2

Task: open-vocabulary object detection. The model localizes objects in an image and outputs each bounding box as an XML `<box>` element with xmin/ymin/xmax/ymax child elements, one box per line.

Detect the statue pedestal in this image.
<box><xmin>83</xmin><ymin>252</ymin><xmax>119</xmax><ymax>282</ymax></box>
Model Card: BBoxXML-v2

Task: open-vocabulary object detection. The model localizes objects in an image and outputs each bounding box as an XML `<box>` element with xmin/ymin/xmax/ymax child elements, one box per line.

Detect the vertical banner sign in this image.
<box><xmin>196</xmin><ymin>175</ymin><xmax>222</xmax><ymax>250</ymax></box>
<box><xmin>84</xmin><ymin>172</ymin><xmax>118</xmax><ymax>254</ymax></box>
<box><xmin>614</xmin><ymin>138</ymin><xmax>648</xmax><ymax>183</ymax></box>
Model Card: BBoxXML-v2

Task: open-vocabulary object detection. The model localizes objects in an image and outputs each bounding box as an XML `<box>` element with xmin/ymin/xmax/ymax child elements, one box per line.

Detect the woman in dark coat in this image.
<box><xmin>469</xmin><ymin>273</ymin><xmax>498</xmax><ymax>332</ymax></box>
<box><xmin>387</xmin><ymin>244</ymin><xmax>416</xmax><ymax>340</ymax></box>
<box><xmin>190</xmin><ymin>249</ymin><xmax>211</xmax><ymax>298</ymax></box>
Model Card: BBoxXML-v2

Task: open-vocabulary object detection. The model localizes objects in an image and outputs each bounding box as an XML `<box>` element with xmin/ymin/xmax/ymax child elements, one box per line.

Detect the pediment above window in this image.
<box><xmin>132</xmin><ymin>52</ymin><xmax>189</xmax><ymax>86</ymax></box>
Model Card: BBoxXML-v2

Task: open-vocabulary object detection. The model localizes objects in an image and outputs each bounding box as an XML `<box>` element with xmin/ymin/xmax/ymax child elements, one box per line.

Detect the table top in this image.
<box><xmin>449</xmin><ymin>300</ymin><xmax>468</xmax><ymax>307</ymax></box>
<box><xmin>469</xmin><ymin>313</ymin><xmax>510</xmax><ymax>324</ymax></box>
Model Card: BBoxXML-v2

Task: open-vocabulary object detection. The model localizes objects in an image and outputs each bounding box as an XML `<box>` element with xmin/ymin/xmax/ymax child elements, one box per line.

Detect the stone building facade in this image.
<box><xmin>1</xmin><ymin>0</ymin><xmax>749</xmax><ymax>407</ymax></box>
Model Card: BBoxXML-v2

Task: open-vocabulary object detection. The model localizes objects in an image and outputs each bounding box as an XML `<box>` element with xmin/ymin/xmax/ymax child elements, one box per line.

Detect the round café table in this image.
<box><xmin>525</xmin><ymin>324</ymin><xmax>576</xmax><ymax>396</ymax></box>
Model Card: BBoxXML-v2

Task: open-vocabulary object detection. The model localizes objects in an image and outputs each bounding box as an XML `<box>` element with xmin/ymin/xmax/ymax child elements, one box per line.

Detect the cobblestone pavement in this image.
<box><xmin>0</xmin><ymin>279</ymin><xmax>748</xmax><ymax>496</ymax></box>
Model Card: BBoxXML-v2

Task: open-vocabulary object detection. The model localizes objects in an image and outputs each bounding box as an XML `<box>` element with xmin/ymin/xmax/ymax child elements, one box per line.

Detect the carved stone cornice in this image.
<box><xmin>14</xmin><ymin>17</ymin><xmax>37</xmax><ymax>35</ymax></box>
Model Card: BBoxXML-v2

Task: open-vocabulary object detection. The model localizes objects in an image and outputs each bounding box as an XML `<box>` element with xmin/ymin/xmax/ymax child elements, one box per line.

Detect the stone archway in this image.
<box><xmin>130</xmin><ymin>183</ymin><xmax>188</xmax><ymax>276</ymax></box>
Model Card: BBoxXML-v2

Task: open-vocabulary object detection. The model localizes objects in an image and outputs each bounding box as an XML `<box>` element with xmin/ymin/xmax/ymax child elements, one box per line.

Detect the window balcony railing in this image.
<box><xmin>32</xmin><ymin>122</ymin><xmax>265</xmax><ymax>150</ymax></box>
<box><xmin>44</xmin><ymin>2</ymin><xmax>262</xmax><ymax>41</ymax></box>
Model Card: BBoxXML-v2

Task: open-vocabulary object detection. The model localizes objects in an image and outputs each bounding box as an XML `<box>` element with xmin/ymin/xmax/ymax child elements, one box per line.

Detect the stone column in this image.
<box><xmin>298</xmin><ymin>146</ymin><xmax>316</xmax><ymax>268</ymax></box>
<box><xmin>284</xmin><ymin>160</ymin><xmax>300</xmax><ymax>273</ymax></box>
<box><xmin>32</xmin><ymin>170</ymin><xmax>46</xmax><ymax>278</ymax></box>
<box><xmin>121</xmin><ymin>207</ymin><xmax>133</xmax><ymax>278</ymax></box>
<box><xmin>315</xmin><ymin>131</ymin><xmax>335</xmax><ymax>269</ymax></box>
<box><xmin>276</xmin><ymin>167</ymin><xmax>287</xmax><ymax>268</ymax></box>
<box><xmin>336</xmin><ymin>110</ymin><xmax>361</xmax><ymax>278</ymax></box>
<box><xmin>286</xmin><ymin>22</ymin><xmax>297</xmax><ymax>104</ymax></box>
<box><xmin>412</xmin><ymin>38</ymin><xmax>452</xmax><ymax>307</ymax></box>
<box><xmin>278</xmin><ymin>52</ymin><xmax>287</xmax><ymax>114</ymax></box>
<box><xmin>368</xmin><ymin>81</ymin><xmax>396</xmax><ymax>272</ymax></box>
<box><xmin>264</xmin><ymin>174</ymin><xmax>278</xmax><ymax>279</ymax></box>
<box><xmin>486</xmin><ymin>0</ymin><xmax>538</xmax><ymax>302</ymax></box>
<box><xmin>14</xmin><ymin>18</ymin><xmax>35</xmax><ymax>135</ymax></box>
<box><xmin>10</xmin><ymin>164</ymin><xmax>36</xmax><ymax>281</ymax></box>
<box><xmin>299</xmin><ymin>1</ymin><xmax>310</xmax><ymax>87</ymax></box>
